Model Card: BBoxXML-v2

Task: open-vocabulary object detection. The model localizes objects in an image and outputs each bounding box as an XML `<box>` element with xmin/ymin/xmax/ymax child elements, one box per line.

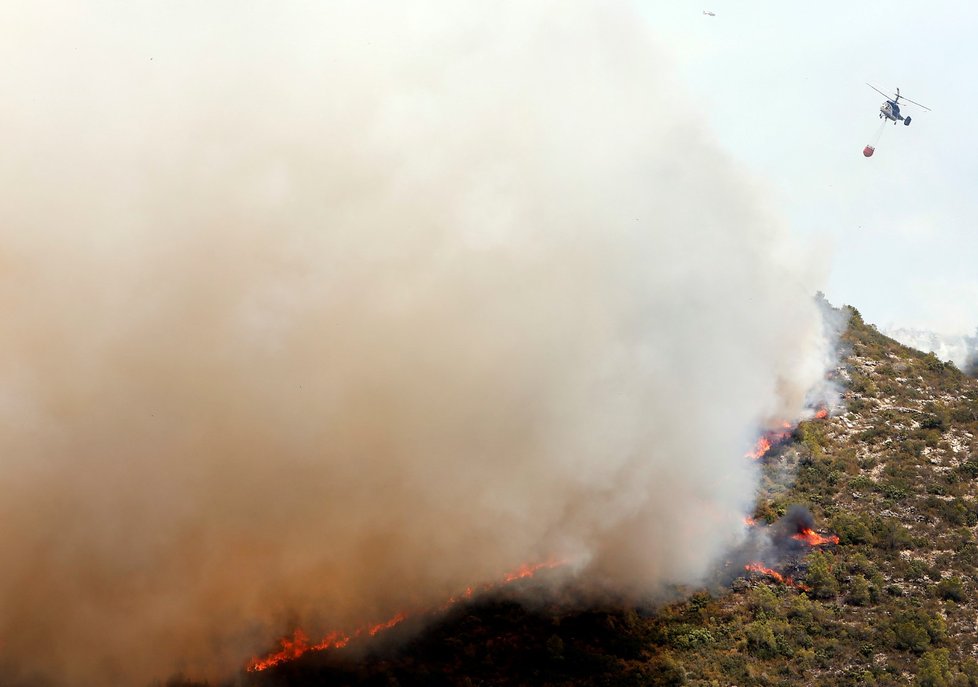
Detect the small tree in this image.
<box><xmin>745</xmin><ymin>621</ymin><xmax>780</xmax><ymax>659</ymax></box>
<box><xmin>646</xmin><ymin>653</ymin><xmax>688</xmax><ymax>687</ymax></box>
<box><xmin>935</xmin><ymin>576</ymin><xmax>965</xmax><ymax>602</ymax></box>
<box><xmin>806</xmin><ymin>551</ymin><xmax>839</xmax><ymax>600</ymax></box>
<box><xmin>847</xmin><ymin>574</ymin><xmax>871</xmax><ymax>606</ymax></box>
<box><xmin>917</xmin><ymin>648</ymin><xmax>952</xmax><ymax>687</ymax></box>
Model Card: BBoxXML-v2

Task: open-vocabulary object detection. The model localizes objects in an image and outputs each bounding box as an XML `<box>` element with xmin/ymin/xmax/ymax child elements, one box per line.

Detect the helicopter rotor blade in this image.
<box><xmin>898</xmin><ymin>95</ymin><xmax>931</xmax><ymax>111</ymax></box>
<box><xmin>866</xmin><ymin>83</ymin><xmax>893</xmax><ymax>100</ymax></box>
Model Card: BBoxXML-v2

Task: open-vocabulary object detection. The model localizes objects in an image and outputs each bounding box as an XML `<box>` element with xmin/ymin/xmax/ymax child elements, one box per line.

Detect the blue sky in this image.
<box><xmin>641</xmin><ymin>2</ymin><xmax>977</xmax><ymax>336</ymax></box>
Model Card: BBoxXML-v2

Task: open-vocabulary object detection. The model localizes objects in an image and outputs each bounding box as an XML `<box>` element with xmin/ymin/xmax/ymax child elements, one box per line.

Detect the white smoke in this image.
<box><xmin>884</xmin><ymin>326</ymin><xmax>978</xmax><ymax>373</ymax></box>
<box><xmin>0</xmin><ymin>2</ymin><xmax>832</xmax><ymax>684</ymax></box>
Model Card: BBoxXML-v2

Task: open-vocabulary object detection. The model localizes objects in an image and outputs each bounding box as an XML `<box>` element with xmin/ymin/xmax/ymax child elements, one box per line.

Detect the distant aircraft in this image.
<box><xmin>867</xmin><ymin>84</ymin><xmax>931</xmax><ymax>126</ymax></box>
<box><xmin>863</xmin><ymin>84</ymin><xmax>931</xmax><ymax>157</ymax></box>
<box><xmin>703</xmin><ymin>10</ymin><xmax>716</xmax><ymax>16</ymax></box>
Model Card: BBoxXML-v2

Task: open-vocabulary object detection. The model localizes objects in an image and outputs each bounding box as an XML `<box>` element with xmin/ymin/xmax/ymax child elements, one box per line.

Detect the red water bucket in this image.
<box><xmin>863</xmin><ymin>145</ymin><xmax>875</xmax><ymax>157</ymax></box>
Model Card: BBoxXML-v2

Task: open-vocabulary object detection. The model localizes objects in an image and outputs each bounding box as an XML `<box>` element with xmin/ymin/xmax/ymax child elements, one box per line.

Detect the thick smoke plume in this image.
<box><xmin>0</xmin><ymin>2</ymin><xmax>831</xmax><ymax>684</ymax></box>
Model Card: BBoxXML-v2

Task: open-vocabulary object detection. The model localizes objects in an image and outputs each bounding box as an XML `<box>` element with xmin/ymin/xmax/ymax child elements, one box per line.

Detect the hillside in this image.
<box><xmin>184</xmin><ymin>306</ymin><xmax>978</xmax><ymax>687</ymax></box>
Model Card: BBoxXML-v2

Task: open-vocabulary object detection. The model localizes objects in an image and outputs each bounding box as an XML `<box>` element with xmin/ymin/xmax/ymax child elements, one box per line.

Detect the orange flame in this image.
<box><xmin>792</xmin><ymin>528</ymin><xmax>839</xmax><ymax>547</ymax></box>
<box><xmin>503</xmin><ymin>561</ymin><xmax>557</xmax><ymax>583</ymax></box>
<box><xmin>745</xmin><ymin>422</ymin><xmax>793</xmax><ymax>460</ymax></box>
<box><xmin>248</xmin><ymin>629</ymin><xmax>311</xmax><ymax>671</ymax></box>
<box><xmin>367</xmin><ymin>612</ymin><xmax>407</xmax><ymax>637</ymax></box>
<box><xmin>744</xmin><ymin>562</ymin><xmax>810</xmax><ymax>592</ymax></box>
<box><xmin>247</xmin><ymin>560</ymin><xmax>563</xmax><ymax>672</ymax></box>
<box><xmin>246</xmin><ymin>629</ymin><xmax>356</xmax><ymax>672</ymax></box>
<box><xmin>814</xmin><ymin>406</ymin><xmax>829</xmax><ymax>420</ymax></box>
<box><xmin>746</xmin><ymin>436</ymin><xmax>773</xmax><ymax>460</ymax></box>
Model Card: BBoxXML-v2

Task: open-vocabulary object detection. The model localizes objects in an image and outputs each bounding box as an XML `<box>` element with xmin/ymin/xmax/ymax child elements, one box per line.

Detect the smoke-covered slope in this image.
<box><xmin>223</xmin><ymin>304</ymin><xmax>978</xmax><ymax>687</ymax></box>
<box><xmin>0</xmin><ymin>3</ymin><xmax>836</xmax><ymax>686</ymax></box>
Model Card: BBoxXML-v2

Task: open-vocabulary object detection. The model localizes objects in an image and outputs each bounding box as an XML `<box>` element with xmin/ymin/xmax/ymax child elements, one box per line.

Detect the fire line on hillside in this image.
<box><xmin>247</xmin><ymin>561</ymin><xmax>564</xmax><ymax>672</ymax></box>
<box><xmin>249</xmin><ymin>407</ymin><xmax>839</xmax><ymax>673</ymax></box>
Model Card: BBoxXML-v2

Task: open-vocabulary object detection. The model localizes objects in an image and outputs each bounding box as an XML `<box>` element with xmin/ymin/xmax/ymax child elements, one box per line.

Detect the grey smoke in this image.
<box><xmin>0</xmin><ymin>2</ymin><xmax>832</xmax><ymax>684</ymax></box>
<box><xmin>729</xmin><ymin>506</ymin><xmax>820</xmax><ymax>567</ymax></box>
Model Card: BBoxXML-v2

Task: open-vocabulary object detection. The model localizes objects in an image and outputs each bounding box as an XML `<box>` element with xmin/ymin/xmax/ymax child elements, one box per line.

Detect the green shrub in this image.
<box><xmin>890</xmin><ymin>619</ymin><xmax>932</xmax><ymax>653</ymax></box>
<box><xmin>847</xmin><ymin>575</ymin><xmax>872</xmax><ymax>606</ymax></box>
<box><xmin>745</xmin><ymin>621</ymin><xmax>783</xmax><ymax>659</ymax></box>
<box><xmin>916</xmin><ymin>648</ymin><xmax>952</xmax><ymax>687</ymax></box>
<box><xmin>935</xmin><ymin>577</ymin><xmax>965</xmax><ymax>602</ymax></box>
<box><xmin>872</xmin><ymin>519</ymin><xmax>914</xmax><ymax>551</ymax></box>
<box><xmin>667</xmin><ymin>624</ymin><xmax>715</xmax><ymax>649</ymax></box>
<box><xmin>831</xmin><ymin>514</ymin><xmax>874</xmax><ymax>546</ymax></box>
<box><xmin>806</xmin><ymin>552</ymin><xmax>839</xmax><ymax>600</ymax></box>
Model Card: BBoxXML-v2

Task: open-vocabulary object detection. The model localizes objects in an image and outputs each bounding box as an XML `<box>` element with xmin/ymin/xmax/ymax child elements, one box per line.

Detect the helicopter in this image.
<box><xmin>867</xmin><ymin>84</ymin><xmax>930</xmax><ymax>126</ymax></box>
